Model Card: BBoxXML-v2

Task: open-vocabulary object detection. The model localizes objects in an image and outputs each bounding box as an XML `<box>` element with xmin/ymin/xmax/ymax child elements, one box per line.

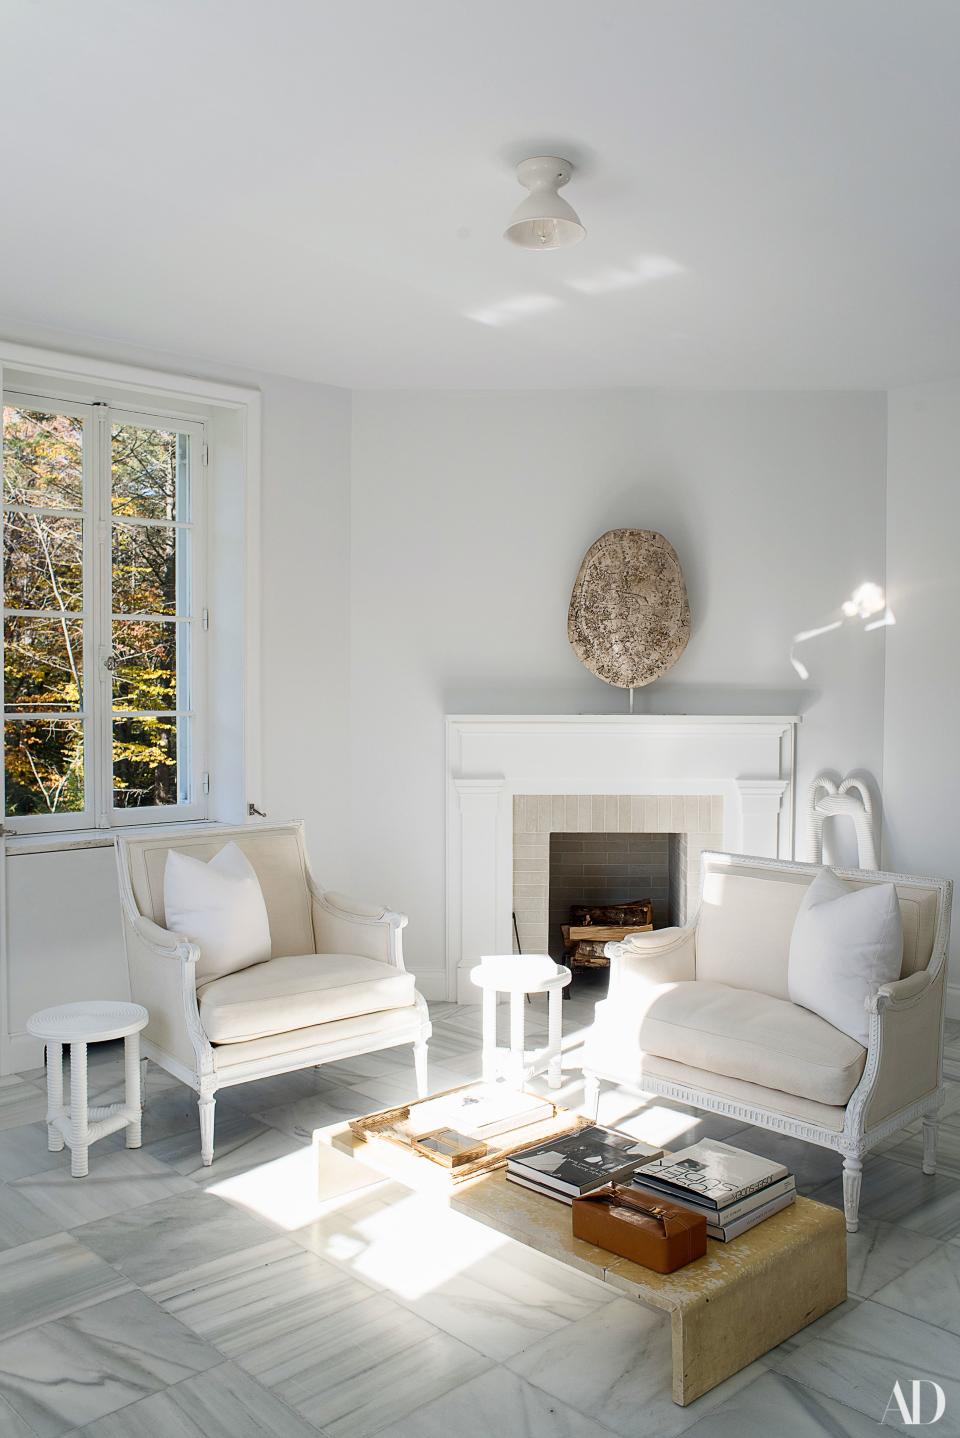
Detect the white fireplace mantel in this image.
<box><xmin>445</xmin><ymin>713</ymin><xmax>799</xmax><ymax>1001</ymax></box>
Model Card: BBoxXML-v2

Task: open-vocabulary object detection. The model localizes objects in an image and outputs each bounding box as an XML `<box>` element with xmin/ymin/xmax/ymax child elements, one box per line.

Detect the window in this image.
<box><xmin>2</xmin><ymin>392</ymin><xmax>207</xmax><ymax>830</ymax></box>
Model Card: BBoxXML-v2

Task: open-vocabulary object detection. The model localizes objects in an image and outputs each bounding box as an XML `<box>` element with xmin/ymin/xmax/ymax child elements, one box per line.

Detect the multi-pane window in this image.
<box><xmin>2</xmin><ymin>393</ymin><xmax>206</xmax><ymax>830</ymax></box>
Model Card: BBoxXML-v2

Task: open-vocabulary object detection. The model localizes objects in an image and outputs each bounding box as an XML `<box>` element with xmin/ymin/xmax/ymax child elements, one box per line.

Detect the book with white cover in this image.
<box><xmin>399</xmin><ymin>1083</ymin><xmax>553</xmax><ymax>1140</ymax></box>
<box><xmin>708</xmin><ymin>1188</ymin><xmax>796</xmax><ymax>1241</ymax></box>
<box><xmin>635</xmin><ymin>1139</ymin><xmax>788</xmax><ymax>1209</ymax></box>
<box><xmin>631</xmin><ymin>1173</ymin><xmax>796</xmax><ymax>1226</ymax></box>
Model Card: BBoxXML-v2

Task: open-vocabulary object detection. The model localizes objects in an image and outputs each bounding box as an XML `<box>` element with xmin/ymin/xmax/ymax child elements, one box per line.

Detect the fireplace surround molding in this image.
<box><xmin>445</xmin><ymin>714</ymin><xmax>799</xmax><ymax>1003</ymax></box>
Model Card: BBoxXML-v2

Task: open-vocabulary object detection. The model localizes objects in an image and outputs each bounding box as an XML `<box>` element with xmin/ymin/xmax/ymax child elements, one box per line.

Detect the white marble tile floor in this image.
<box><xmin>0</xmin><ymin>994</ymin><xmax>956</xmax><ymax>1437</ymax></box>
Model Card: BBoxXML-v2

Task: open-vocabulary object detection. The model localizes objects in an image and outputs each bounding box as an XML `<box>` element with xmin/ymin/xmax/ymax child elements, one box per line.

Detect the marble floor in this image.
<box><xmin>0</xmin><ymin>991</ymin><xmax>959</xmax><ymax>1438</ymax></box>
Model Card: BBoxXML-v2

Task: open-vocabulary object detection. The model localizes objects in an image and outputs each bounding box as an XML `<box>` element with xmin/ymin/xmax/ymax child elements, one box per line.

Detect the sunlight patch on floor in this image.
<box><xmin>207</xmin><ymin>1138</ymin><xmax>382</xmax><ymax>1230</ymax></box>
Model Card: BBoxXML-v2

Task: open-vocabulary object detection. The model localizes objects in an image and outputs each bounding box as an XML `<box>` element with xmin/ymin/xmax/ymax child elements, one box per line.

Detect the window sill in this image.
<box><xmin>3</xmin><ymin>819</ymin><xmax>228</xmax><ymax>857</ymax></box>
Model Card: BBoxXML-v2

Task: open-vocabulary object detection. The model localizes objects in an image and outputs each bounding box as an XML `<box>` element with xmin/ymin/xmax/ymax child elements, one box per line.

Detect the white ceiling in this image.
<box><xmin>3</xmin><ymin>0</ymin><xmax>960</xmax><ymax>389</ymax></box>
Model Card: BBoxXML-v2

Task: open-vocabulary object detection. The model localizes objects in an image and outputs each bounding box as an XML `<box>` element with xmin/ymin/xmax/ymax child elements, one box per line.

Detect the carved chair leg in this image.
<box><xmin>413</xmin><ymin>1039</ymin><xmax>429</xmax><ymax>1099</ymax></box>
<box><xmin>583</xmin><ymin>1072</ymin><xmax>601</xmax><ymax>1120</ymax></box>
<box><xmin>842</xmin><ymin>1156</ymin><xmax>863</xmax><ymax>1233</ymax></box>
<box><xmin>922</xmin><ymin>1115</ymin><xmax>939</xmax><ymax>1175</ymax></box>
<box><xmin>199</xmin><ymin>1093</ymin><xmax>216</xmax><ymax>1167</ymax></box>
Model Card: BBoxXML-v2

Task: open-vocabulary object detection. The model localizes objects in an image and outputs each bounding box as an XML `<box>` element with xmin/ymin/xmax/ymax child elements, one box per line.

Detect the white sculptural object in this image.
<box><xmin>809</xmin><ymin>774</ymin><xmax>878</xmax><ymax>870</ymax></box>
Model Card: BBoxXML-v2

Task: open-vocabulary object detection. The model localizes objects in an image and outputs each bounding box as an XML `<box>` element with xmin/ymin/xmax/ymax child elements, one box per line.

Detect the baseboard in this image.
<box><xmin>2</xmin><ymin>1032</ymin><xmax>44</xmax><ymax>1076</ymax></box>
<box><xmin>947</xmin><ymin>983</ymin><xmax>960</xmax><ymax>1021</ymax></box>
<box><xmin>414</xmin><ymin>971</ymin><xmax>449</xmax><ymax>1001</ymax></box>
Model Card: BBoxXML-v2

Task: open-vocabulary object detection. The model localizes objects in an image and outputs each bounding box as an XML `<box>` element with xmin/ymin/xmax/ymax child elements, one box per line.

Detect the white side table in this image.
<box><xmin>470</xmin><ymin>955</ymin><xmax>571</xmax><ymax>1090</ymax></box>
<box><xmin>26</xmin><ymin>1001</ymin><xmax>148</xmax><ymax>1178</ymax></box>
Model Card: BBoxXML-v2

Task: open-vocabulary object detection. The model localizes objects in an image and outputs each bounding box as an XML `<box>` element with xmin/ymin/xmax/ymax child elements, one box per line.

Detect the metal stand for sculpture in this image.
<box><xmin>809</xmin><ymin>775</ymin><xmax>878</xmax><ymax>870</ymax></box>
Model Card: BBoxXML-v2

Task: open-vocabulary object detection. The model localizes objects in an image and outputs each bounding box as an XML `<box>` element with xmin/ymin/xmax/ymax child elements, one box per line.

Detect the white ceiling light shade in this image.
<box><xmin>504</xmin><ymin>156</ymin><xmax>585</xmax><ymax>249</ymax></box>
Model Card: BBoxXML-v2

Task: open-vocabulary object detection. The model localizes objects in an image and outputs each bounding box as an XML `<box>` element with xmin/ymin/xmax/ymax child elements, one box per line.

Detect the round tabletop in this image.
<box><xmin>26</xmin><ymin>1001</ymin><xmax>149</xmax><ymax>1044</ymax></box>
<box><xmin>470</xmin><ymin>954</ymin><xmax>571</xmax><ymax>993</ymax></box>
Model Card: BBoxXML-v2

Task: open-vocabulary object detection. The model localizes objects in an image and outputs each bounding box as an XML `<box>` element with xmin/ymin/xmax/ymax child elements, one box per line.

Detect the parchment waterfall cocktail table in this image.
<box><xmin>317</xmin><ymin>1090</ymin><xmax>847</xmax><ymax>1407</ymax></box>
<box><xmin>27</xmin><ymin>1000</ymin><xmax>148</xmax><ymax>1177</ymax></box>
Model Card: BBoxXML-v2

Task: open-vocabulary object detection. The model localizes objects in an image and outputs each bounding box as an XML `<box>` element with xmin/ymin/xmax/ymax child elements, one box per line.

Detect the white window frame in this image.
<box><xmin>2</xmin><ymin>388</ymin><xmax>208</xmax><ymax>832</ymax></box>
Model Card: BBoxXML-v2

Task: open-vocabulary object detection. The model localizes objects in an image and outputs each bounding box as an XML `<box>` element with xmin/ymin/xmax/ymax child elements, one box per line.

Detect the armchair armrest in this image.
<box><xmin>871</xmin><ymin>970</ymin><xmax>931</xmax><ymax>1009</ymax></box>
<box><xmin>309</xmin><ymin>879</ymin><xmax>409</xmax><ymax>970</ymax></box>
<box><xmin>860</xmin><ymin>965</ymin><xmax>945</xmax><ymax>1130</ymax></box>
<box><xmin>120</xmin><ymin>912</ymin><xmax>206</xmax><ymax>1077</ymax></box>
<box><xmin>604</xmin><ymin>925</ymin><xmax>697</xmax><ymax>1001</ymax></box>
<box><xmin>132</xmin><ymin>912</ymin><xmax>195</xmax><ymax>957</ymax></box>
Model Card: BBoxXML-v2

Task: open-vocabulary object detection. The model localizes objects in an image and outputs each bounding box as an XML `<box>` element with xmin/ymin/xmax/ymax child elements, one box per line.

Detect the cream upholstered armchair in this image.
<box><xmin>115</xmin><ymin>822</ymin><xmax>430</xmax><ymax>1164</ymax></box>
<box><xmin>582</xmin><ymin>852</ymin><xmax>952</xmax><ymax>1232</ymax></box>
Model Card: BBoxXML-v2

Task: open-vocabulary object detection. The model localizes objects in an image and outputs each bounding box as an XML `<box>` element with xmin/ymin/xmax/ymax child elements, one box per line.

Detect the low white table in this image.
<box><xmin>470</xmin><ymin>954</ymin><xmax>571</xmax><ymax>1090</ymax></box>
<box><xmin>26</xmin><ymin>1001</ymin><xmax>148</xmax><ymax>1177</ymax></box>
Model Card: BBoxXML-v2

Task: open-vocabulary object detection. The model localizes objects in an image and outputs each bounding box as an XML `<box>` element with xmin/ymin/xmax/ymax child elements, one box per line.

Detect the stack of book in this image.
<box><xmin>506</xmin><ymin>1125</ymin><xmax>663</xmax><ymax>1203</ymax></box>
<box><xmin>631</xmin><ymin>1138</ymin><xmax>796</xmax><ymax>1241</ymax></box>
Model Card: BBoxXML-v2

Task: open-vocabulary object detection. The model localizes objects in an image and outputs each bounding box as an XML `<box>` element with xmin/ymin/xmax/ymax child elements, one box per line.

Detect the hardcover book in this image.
<box><xmin>634</xmin><ymin>1139</ymin><xmax>788</xmax><ymax>1209</ymax></box>
<box><xmin>631</xmin><ymin>1173</ymin><xmax>797</xmax><ymax>1226</ymax></box>
<box><xmin>506</xmin><ymin>1171</ymin><xmax>576</xmax><ymax>1204</ymax></box>
<box><xmin>507</xmin><ymin>1125</ymin><xmax>662</xmax><ymax>1197</ymax></box>
<box><xmin>707</xmin><ymin>1188</ymin><xmax>796</xmax><ymax>1241</ymax></box>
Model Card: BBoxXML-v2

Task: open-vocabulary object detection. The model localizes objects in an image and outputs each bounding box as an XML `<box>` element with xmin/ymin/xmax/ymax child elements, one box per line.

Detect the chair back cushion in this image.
<box><xmin>122</xmin><ymin>824</ymin><xmax>315</xmax><ymax>961</ymax></box>
<box><xmin>696</xmin><ymin>854</ymin><xmax>941</xmax><ymax>999</ymax></box>
<box><xmin>164</xmin><ymin>841</ymin><xmax>272</xmax><ymax>984</ymax></box>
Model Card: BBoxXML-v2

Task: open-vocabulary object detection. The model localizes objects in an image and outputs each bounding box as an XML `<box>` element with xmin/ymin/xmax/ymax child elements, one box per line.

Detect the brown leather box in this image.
<box><xmin>572</xmin><ymin>1183</ymin><xmax>707</xmax><ymax>1274</ymax></box>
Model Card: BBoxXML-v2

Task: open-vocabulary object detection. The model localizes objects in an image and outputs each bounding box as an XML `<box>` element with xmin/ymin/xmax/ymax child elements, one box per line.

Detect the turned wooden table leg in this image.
<box><xmin>69</xmin><ymin>1041</ymin><xmax>89</xmax><ymax>1178</ymax></box>
<box><xmin>547</xmin><ymin>985</ymin><xmax>563</xmax><ymax>1088</ymax></box>
<box><xmin>124</xmin><ymin>1031</ymin><xmax>142</xmax><ymax>1148</ymax></box>
<box><xmin>46</xmin><ymin>1042</ymin><xmax>64</xmax><ymax>1152</ymax></box>
<box><xmin>509</xmin><ymin>990</ymin><xmax>526</xmax><ymax>1089</ymax></box>
<box><xmin>481</xmin><ymin>987</ymin><xmax>498</xmax><ymax>1084</ymax></box>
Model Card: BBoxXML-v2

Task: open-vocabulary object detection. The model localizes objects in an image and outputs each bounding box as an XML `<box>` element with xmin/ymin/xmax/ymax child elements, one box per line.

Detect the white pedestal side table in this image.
<box><xmin>26</xmin><ymin>1001</ymin><xmax>148</xmax><ymax>1177</ymax></box>
<box><xmin>470</xmin><ymin>955</ymin><xmax>571</xmax><ymax>1090</ymax></box>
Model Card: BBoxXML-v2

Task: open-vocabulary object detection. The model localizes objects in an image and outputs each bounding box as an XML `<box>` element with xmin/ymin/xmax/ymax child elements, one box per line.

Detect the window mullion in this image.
<box><xmin>90</xmin><ymin>405</ymin><xmax>111</xmax><ymax>828</ymax></box>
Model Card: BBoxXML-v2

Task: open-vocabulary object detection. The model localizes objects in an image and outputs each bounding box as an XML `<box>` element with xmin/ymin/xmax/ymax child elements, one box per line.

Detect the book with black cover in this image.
<box><xmin>507</xmin><ymin>1125</ymin><xmax>661</xmax><ymax>1197</ymax></box>
<box><xmin>506</xmin><ymin>1171</ymin><xmax>576</xmax><ymax>1204</ymax></box>
<box><xmin>634</xmin><ymin>1139</ymin><xmax>788</xmax><ymax>1209</ymax></box>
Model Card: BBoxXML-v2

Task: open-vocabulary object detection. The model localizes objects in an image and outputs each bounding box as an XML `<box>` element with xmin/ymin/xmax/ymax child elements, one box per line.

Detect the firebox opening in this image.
<box><xmin>547</xmin><ymin>831</ymin><xmax>684</xmax><ymax>988</ymax></box>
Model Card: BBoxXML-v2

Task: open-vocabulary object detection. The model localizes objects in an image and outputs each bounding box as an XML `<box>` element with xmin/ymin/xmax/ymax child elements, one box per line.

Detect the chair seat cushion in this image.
<box><xmin>198</xmin><ymin>952</ymin><xmax>417</xmax><ymax>1044</ymax></box>
<box><xmin>623</xmin><ymin>980</ymin><xmax>867</xmax><ymax>1106</ymax></box>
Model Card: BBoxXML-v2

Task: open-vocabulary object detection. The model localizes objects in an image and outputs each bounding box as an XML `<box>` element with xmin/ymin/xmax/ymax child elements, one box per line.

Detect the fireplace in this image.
<box><xmin>446</xmin><ymin>714</ymin><xmax>797</xmax><ymax>1002</ymax></box>
<box><xmin>513</xmin><ymin>795</ymin><xmax>723</xmax><ymax>965</ymax></box>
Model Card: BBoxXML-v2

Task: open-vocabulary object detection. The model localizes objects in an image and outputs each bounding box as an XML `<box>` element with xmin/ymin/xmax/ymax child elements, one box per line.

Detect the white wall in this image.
<box><xmin>350</xmin><ymin>391</ymin><xmax>888</xmax><ymax>990</ymax></box>
<box><xmin>258</xmin><ymin>375</ymin><xmax>351</xmax><ymax>886</ymax></box>
<box><xmin>884</xmin><ymin>383</ymin><xmax>960</xmax><ymax>1011</ymax></box>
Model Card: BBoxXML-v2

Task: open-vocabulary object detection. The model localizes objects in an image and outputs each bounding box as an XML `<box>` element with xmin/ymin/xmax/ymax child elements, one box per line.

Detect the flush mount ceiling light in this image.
<box><xmin>504</xmin><ymin>156</ymin><xmax>585</xmax><ymax>250</ymax></box>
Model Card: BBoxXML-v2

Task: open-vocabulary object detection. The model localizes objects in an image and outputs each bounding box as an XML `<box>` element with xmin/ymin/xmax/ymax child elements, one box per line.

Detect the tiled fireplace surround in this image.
<box><xmin>446</xmin><ymin>715</ymin><xmax>797</xmax><ymax>1002</ymax></box>
<box><xmin>513</xmin><ymin>793</ymin><xmax>724</xmax><ymax>958</ymax></box>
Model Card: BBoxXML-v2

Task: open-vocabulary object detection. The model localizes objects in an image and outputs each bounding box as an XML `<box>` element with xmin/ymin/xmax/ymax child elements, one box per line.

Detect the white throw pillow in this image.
<box><xmin>788</xmin><ymin>868</ymin><xmax>902</xmax><ymax>1045</ymax></box>
<box><xmin>164</xmin><ymin>841</ymin><xmax>272</xmax><ymax>985</ymax></box>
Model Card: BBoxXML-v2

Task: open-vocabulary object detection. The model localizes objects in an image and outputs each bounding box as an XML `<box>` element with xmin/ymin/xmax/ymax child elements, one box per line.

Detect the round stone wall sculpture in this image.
<box><xmin>568</xmin><ymin>529</ymin><xmax>691</xmax><ymax>688</ymax></box>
